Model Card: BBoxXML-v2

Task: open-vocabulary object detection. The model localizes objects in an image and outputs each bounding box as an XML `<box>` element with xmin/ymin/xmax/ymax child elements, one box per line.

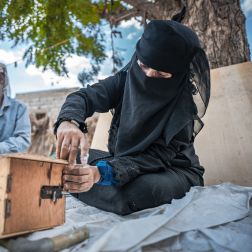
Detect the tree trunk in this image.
<box><xmin>184</xmin><ymin>0</ymin><xmax>250</xmax><ymax>68</ymax></box>
<box><xmin>123</xmin><ymin>0</ymin><xmax>250</xmax><ymax>69</ymax></box>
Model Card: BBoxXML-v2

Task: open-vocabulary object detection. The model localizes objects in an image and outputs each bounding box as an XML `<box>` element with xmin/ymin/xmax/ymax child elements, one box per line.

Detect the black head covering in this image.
<box><xmin>114</xmin><ymin>20</ymin><xmax>210</xmax><ymax>156</ymax></box>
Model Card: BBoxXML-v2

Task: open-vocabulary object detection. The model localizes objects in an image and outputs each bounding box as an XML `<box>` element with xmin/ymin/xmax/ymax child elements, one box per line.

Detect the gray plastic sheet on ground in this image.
<box><xmin>0</xmin><ymin>183</ymin><xmax>251</xmax><ymax>252</ymax></box>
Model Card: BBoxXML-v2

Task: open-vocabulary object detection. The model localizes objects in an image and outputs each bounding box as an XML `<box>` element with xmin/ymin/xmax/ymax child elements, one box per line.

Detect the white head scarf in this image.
<box><xmin>0</xmin><ymin>63</ymin><xmax>11</xmax><ymax>97</ymax></box>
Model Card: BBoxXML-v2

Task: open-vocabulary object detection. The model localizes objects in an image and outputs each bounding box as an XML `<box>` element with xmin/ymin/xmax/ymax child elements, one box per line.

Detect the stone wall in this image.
<box><xmin>16</xmin><ymin>87</ymin><xmax>79</xmax><ymax>128</ymax></box>
<box><xmin>16</xmin><ymin>88</ymin><xmax>99</xmax><ymax>156</ymax></box>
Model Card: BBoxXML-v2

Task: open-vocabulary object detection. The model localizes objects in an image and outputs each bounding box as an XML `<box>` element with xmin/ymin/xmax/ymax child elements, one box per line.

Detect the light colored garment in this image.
<box><xmin>0</xmin><ymin>95</ymin><xmax>31</xmax><ymax>154</ymax></box>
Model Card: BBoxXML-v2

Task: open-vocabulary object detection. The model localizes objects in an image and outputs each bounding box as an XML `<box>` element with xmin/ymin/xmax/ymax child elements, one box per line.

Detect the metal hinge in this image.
<box><xmin>5</xmin><ymin>199</ymin><xmax>11</xmax><ymax>218</ymax></box>
<box><xmin>40</xmin><ymin>186</ymin><xmax>63</xmax><ymax>203</ymax></box>
<box><xmin>6</xmin><ymin>174</ymin><xmax>12</xmax><ymax>193</ymax></box>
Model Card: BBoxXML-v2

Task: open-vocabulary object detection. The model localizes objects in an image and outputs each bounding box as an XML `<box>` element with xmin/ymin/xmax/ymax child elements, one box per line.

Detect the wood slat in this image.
<box><xmin>195</xmin><ymin>62</ymin><xmax>252</xmax><ymax>186</ymax></box>
<box><xmin>0</xmin><ymin>153</ymin><xmax>68</xmax><ymax>164</ymax></box>
<box><xmin>0</xmin><ymin>157</ymin><xmax>10</xmax><ymax>235</ymax></box>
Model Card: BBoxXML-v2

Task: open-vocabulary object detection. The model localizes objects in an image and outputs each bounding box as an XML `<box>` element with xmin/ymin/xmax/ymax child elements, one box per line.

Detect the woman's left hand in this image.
<box><xmin>62</xmin><ymin>164</ymin><xmax>101</xmax><ymax>193</ymax></box>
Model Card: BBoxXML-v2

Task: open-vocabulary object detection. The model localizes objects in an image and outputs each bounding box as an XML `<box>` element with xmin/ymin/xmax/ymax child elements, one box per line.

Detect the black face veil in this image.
<box><xmin>114</xmin><ymin>20</ymin><xmax>210</xmax><ymax>157</ymax></box>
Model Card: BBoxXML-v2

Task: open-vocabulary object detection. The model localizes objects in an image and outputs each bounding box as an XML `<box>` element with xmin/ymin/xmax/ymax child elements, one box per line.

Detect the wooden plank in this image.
<box><xmin>2</xmin><ymin>159</ymin><xmax>65</xmax><ymax>236</ymax></box>
<box><xmin>0</xmin><ymin>153</ymin><xmax>68</xmax><ymax>164</ymax></box>
<box><xmin>91</xmin><ymin>113</ymin><xmax>112</xmax><ymax>151</ymax></box>
<box><xmin>0</xmin><ymin>157</ymin><xmax>10</xmax><ymax>236</ymax></box>
<box><xmin>195</xmin><ymin>62</ymin><xmax>252</xmax><ymax>186</ymax></box>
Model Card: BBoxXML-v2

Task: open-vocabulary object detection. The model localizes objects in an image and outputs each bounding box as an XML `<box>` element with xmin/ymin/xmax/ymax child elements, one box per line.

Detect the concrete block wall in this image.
<box><xmin>16</xmin><ymin>88</ymin><xmax>79</xmax><ymax>127</ymax></box>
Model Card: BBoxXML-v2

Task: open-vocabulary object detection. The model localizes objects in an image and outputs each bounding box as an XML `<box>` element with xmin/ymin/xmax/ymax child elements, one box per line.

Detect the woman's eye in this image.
<box><xmin>156</xmin><ymin>72</ymin><xmax>166</xmax><ymax>77</ymax></box>
<box><xmin>158</xmin><ymin>72</ymin><xmax>172</xmax><ymax>78</ymax></box>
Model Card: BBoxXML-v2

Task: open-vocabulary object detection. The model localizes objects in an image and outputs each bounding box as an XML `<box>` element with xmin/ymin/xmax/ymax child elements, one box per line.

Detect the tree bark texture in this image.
<box><xmin>122</xmin><ymin>0</ymin><xmax>250</xmax><ymax>69</ymax></box>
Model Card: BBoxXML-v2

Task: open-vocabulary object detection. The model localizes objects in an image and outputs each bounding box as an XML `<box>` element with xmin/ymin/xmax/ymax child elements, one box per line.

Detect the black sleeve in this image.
<box><xmin>108</xmin><ymin>120</ymin><xmax>202</xmax><ymax>186</ymax></box>
<box><xmin>54</xmin><ymin>71</ymin><xmax>126</xmax><ymax>133</ymax></box>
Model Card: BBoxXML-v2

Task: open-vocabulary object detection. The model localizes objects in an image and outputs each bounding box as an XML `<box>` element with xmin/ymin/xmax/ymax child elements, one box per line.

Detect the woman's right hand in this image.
<box><xmin>56</xmin><ymin>121</ymin><xmax>89</xmax><ymax>165</ymax></box>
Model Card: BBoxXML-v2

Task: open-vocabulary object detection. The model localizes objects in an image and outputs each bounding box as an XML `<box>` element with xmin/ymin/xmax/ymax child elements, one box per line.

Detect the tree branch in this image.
<box><xmin>122</xmin><ymin>0</ymin><xmax>158</xmax><ymax>19</ymax></box>
<box><xmin>109</xmin><ymin>8</ymin><xmax>140</xmax><ymax>25</ymax></box>
<box><xmin>107</xmin><ymin>0</ymin><xmax>185</xmax><ymax>28</ymax></box>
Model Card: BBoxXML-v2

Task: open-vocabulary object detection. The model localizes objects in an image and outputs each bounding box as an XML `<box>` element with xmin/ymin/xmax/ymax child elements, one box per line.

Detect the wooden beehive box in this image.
<box><xmin>0</xmin><ymin>154</ymin><xmax>67</xmax><ymax>238</ymax></box>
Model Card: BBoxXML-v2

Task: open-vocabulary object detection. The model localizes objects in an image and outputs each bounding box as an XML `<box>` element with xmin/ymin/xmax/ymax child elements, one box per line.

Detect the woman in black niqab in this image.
<box><xmin>56</xmin><ymin>20</ymin><xmax>210</xmax><ymax>215</ymax></box>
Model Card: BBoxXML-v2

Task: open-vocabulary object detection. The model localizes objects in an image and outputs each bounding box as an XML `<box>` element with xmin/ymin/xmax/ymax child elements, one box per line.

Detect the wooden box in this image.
<box><xmin>0</xmin><ymin>154</ymin><xmax>67</xmax><ymax>238</ymax></box>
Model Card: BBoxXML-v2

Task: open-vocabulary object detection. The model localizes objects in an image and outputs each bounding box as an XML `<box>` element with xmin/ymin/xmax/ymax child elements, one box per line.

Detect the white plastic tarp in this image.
<box><xmin>0</xmin><ymin>183</ymin><xmax>251</xmax><ymax>252</ymax></box>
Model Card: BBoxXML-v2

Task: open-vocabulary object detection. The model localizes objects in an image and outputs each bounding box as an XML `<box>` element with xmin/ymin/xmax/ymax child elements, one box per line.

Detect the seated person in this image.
<box><xmin>0</xmin><ymin>63</ymin><xmax>31</xmax><ymax>154</ymax></box>
<box><xmin>55</xmin><ymin>20</ymin><xmax>210</xmax><ymax>215</ymax></box>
